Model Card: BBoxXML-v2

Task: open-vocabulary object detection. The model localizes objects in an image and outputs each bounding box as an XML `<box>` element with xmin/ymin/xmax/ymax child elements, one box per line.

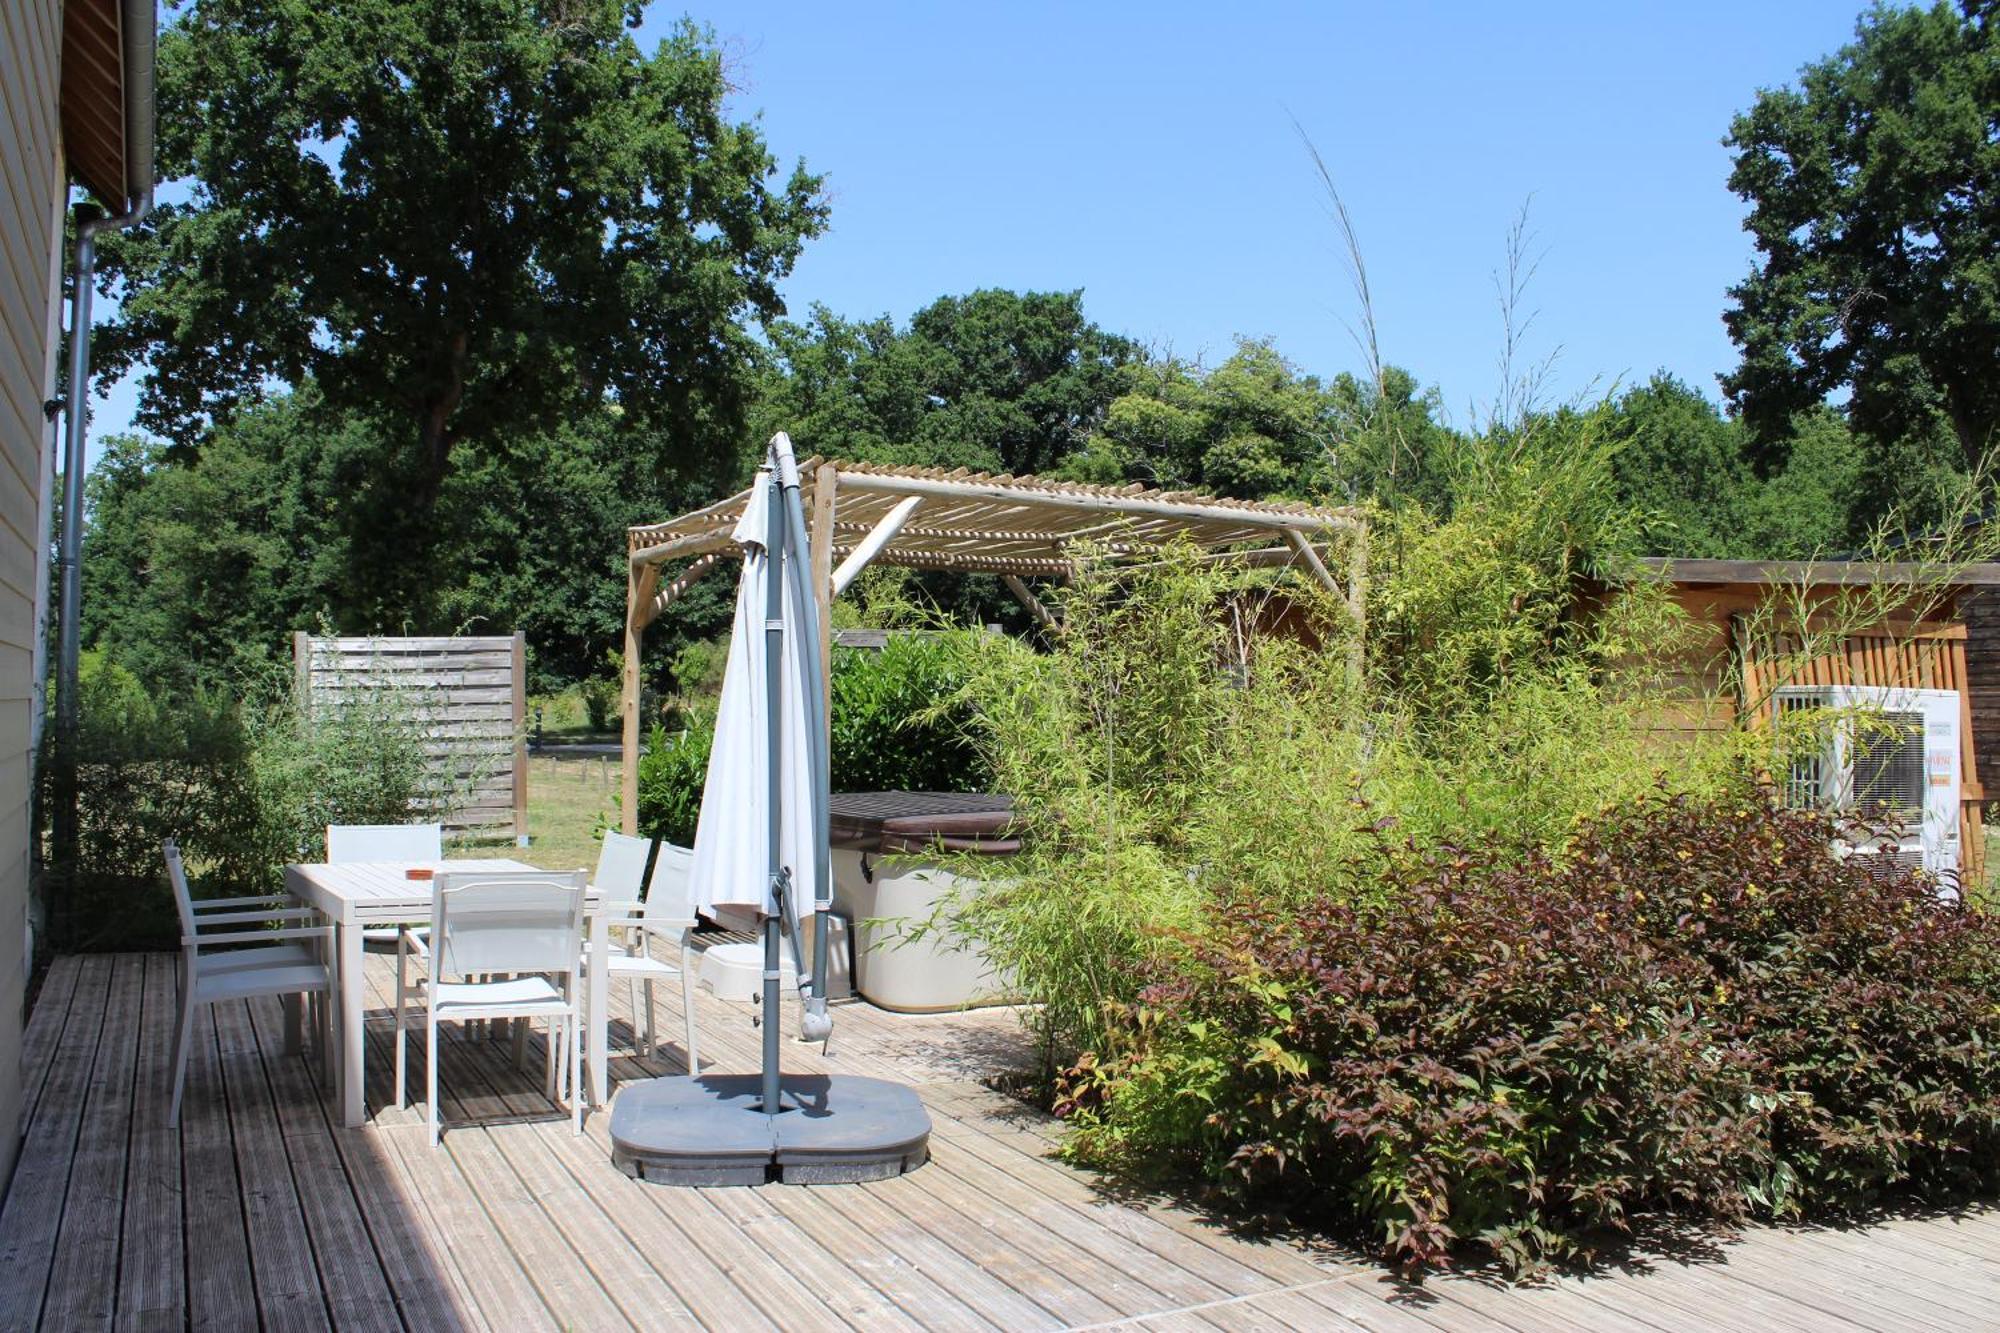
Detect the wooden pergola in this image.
<box><xmin>619</xmin><ymin>456</ymin><xmax>1368</xmax><ymax>831</ymax></box>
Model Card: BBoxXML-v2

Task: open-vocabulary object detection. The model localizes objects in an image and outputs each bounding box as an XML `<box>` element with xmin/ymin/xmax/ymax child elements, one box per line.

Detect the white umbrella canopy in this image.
<box><xmin>688</xmin><ymin>469</ymin><xmax>818</xmax><ymax>920</ymax></box>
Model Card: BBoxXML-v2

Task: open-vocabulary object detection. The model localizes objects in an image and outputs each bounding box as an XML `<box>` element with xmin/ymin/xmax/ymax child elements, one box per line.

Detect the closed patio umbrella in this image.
<box><xmin>610</xmin><ymin>433</ymin><xmax>929</xmax><ymax>1183</ymax></box>
<box><xmin>687</xmin><ymin>433</ymin><xmax>832</xmax><ymax>1109</ymax></box>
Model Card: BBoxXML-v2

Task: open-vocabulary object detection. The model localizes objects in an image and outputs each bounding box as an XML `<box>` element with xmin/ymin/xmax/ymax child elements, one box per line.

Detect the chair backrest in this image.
<box><xmin>430</xmin><ymin>870</ymin><xmax>586</xmax><ymax>979</ymax></box>
<box><xmin>592</xmin><ymin>830</ymin><xmax>654</xmax><ymax>899</ymax></box>
<box><xmin>162</xmin><ymin>839</ymin><xmax>198</xmax><ymax>942</ymax></box>
<box><xmin>327</xmin><ymin>822</ymin><xmax>442</xmax><ymax>863</ymax></box>
<box><xmin>643</xmin><ymin>842</ymin><xmax>698</xmax><ymax>929</ymax></box>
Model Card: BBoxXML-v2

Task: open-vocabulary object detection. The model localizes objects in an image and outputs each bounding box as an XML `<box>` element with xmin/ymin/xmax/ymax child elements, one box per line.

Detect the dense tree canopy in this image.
<box><xmin>73</xmin><ymin>0</ymin><xmax>2000</xmax><ymax>698</ymax></box>
<box><xmin>97</xmin><ymin>0</ymin><xmax>825</xmax><ymax>500</ymax></box>
<box><xmin>752</xmin><ymin>290</ymin><xmax>1138</xmax><ymax>475</ymax></box>
<box><xmin>82</xmin><ymin>390</ymin><xmax>735</xmax><ymax>692</ymax></box>
<box><xmin>1723</xmin><ymin>0</ymin><xmax>2000</xmax><ymax>471</ymax></box>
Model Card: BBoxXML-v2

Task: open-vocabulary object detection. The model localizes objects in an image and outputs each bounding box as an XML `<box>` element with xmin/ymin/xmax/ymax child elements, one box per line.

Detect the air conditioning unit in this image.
<box><xmin>1773</xmin><ymin>685</ymin><xmax>1962</xmax><ymax>890</ymax></box>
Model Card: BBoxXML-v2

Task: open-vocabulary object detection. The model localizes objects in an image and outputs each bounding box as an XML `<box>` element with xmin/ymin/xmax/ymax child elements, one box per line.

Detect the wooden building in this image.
<box><xmin>0</xmin><ymin>0</ymin><xmax>153</xmax><ymax>1190</ymax></box>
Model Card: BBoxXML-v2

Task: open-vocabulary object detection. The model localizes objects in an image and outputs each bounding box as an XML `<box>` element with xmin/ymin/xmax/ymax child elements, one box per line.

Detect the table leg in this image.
<box><xmin>588</xmin><ymin>913</ymin><xmax>608</xmax><ymax>1107</ymax></box>
<box><xmin>339</xmin><ymin>919</ymin><xmax>367</xmax><ymax>1128</ymax></box>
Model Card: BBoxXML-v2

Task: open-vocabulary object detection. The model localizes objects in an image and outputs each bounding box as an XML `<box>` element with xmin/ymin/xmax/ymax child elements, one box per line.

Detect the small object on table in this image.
<box><xmin>405</xmin><ymin>866</ymin><xmax>434</xmax><ymax>881</ymax></box>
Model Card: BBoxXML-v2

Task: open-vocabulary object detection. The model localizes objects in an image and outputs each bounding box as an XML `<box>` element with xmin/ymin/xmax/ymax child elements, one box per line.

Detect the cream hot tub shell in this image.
<box><xmin>828</xmin><ymin>792</ymin><xmax>1017</xmax><ymax>1014</ymax></box>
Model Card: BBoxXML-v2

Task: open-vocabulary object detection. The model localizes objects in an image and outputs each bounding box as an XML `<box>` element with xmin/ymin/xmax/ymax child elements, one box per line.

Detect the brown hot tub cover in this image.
<box><xmin>827</xmin><ymin>792</ymin><xmax>1018</xmax><ymax>855</ymax></box>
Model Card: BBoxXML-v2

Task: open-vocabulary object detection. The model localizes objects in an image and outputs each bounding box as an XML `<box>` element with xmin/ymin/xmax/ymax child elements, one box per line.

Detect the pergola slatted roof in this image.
<box><xmin>628</xmin><ymin>457</ymin><xmax>1364</xmax><ymax>578</ymax></box>
<box><xmin>617</xmin><ymin>452</ymin><xmax>1369</xmax><ymax>831</ymax></box>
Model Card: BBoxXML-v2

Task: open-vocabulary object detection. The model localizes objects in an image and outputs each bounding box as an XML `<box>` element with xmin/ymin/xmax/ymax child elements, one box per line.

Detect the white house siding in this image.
<box><xmin>0</xmin><ymin>0</ymin><xmax>69</xmax><ymax>1190</ymax></box>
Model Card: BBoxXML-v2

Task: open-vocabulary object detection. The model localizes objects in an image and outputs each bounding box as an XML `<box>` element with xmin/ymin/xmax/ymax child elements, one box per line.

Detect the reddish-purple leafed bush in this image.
<box><xmin>1057</xmin><ymin>790</ymin><xmax>2000</xmax><ymax>1273</ymax></box>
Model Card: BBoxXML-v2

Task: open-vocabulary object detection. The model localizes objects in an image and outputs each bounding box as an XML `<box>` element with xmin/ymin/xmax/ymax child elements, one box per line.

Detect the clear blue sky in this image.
<box><xmin>92</xmin><ymin>1</ymin><xmax>1866</xmax><ymax>460</ymax></box>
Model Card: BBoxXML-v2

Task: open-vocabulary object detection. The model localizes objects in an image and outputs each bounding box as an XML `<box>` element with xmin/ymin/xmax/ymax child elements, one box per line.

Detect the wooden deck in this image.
<box><xmin>5</xmin><ymin>949</ymin><xmax>2000</xmax><ymax>1332</ymax></box>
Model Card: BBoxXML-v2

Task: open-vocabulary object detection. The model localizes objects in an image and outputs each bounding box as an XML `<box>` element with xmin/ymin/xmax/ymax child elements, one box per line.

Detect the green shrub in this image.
<box><xmin>51</xmin><ymin>657</ymin><xmax>432</xmax><ymax>950</ymax></box>
<box><xmin>236</xmin><ymin>686</ymin><xmax>435</xmax><ymax>873</ymax></box>
<box><xmin>578</xmin><ymin>675</ymin><xmax>620</xmax><ymax>733</ymax></box>
<box><xmin>53</xmin><ymin>655</ymin><xmax>257</xmax><ymax>949</ymax></box>
<box><xmin>1059</xmin><ymin>790</ymin><xmax>2000</xmax><ymax>1274</ymax></box>
<box><xmin>829</xmin><ymin>633</ymin><xmax>987</xmax><ymax>792</ymax></box>
<box><xmin>633</xmin><ymin>713</ymin><xmax>715</xmax><ymax>847</ymax></box>
<box><xmin>634</xmin><ymin>632</ymin><xmax>988</xmax><ymax>844</ymax></box>
<box><xmin>942</xmin><ymin>538</ymin><xmax>1742</xmax><ymax>1072</ymax></box>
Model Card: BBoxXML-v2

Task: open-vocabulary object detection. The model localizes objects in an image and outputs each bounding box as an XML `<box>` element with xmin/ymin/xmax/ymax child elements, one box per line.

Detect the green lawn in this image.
<box><xmin>527</xmin><ymin>688</ymin><xmax>618</xmax><ymax>743</ymax></box>
<box><xmin>455</xmin><ymin>753</ymin><xmax>624</xmax><ymax>873</ymax></box>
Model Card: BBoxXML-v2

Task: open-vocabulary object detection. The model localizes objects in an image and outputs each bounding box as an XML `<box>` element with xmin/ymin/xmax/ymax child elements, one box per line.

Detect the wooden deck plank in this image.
<box><xmin>1785</xmin><ymin>1217</ymin><xmax>2000</xmax><ymax>1311</ymax></box>
<box><xmin>1559</xmin><ymin>1253</ymin><xmax>1872</xmax><ymax>1333</ymax></box>
<box><xmin>801</xmin><ymin>1177</ymin><xmax>1067</xmax><ymax>1331</ymax></box>
<box><xmin>378</xmin><ymin>969</ymin><xmax>773</xmax><ymax>1331</ymax></box>
<box><xmin>211</xmin><ymin>998</ymin><xmax>334</xmax><ymax>1332</ymax></box>
<box><xmin>1290</xmin><ymin>1274</ymin><xmax>1492</xmax><ymax>1333</ymax></box>
<box><xmin>115</xmin><ymin>954</ymin><xmax>187</xmax><ymax>1332</ymax></box>
<box><xmin>701</xmin><ymin>1184</ymin><xmax>927</xmax><ymax>1331</ymax></box>
<box><xmin>239</xmin><ymin>994</ymin><xmax>408</xmax><ymax>1333</ymax></box>
<box><xmin>906</xmin><ymin>1137</ymin><xmax>1225</xmax><ymax>1315</ymax></box>
<box><xmin>180</xmin><ymin>1002</ymin><xmax>260</xmax><ymax>1331</ymax></box>
<box><xmin>1687</xmin><ymin>1226</ymin><xmax>1996</xmax><ymax>1330</ymax></box>
<box><xmin>925</xmin><ymin>1097</ymin><xmax>1343</xmax><ymax>1293</ymax></box>
<box><xmin>551</xmin><ymin>1121</ymin><xmax>780</xmax><ymax>1331</ymax></box>
<box><xmin>755</xmin><ymin>1175</ymin><xmax>1002</xmax><ymax>1333</ymax></box>
<box><xmin>362</xmin><ymin>976</ymin><xmax>607</xmax><ymax>1330</ymax></box>
<box><xmin>859</xmin><ymin>1167</ymin><xmax>1129</xmax><ymax>1327</ymax></box>
<box><xmin>0</xmin><ymin>954</ymin><xmax>114</xmax><ymax>1329</ymax></box>
<box><xmin>40</xmin><ymin>954</ymin><xmax>146</xmax><ymax>1331</ymax></box>
<box><xmin>17</xmin><ymin>954</ymin><xmax>83</xmax><ymax>1131</ymax></box>
<box><xmin>350</xmin><ymin>978</ymin><xmax>563</xmax><ymax>1332</ymax></box>
<box><xmin>1415</xmin><ymin>1273</ymin><xmax>1666</xmax><ymax>1333</ymax></box>
<box><xmin>17</xmin><ymin>952</ymin><xmax>2000</xmax><ymax>1333</ymax></box>
<box><xmin>263</xmin><ymin>986</ymin><xmax>487</xmax><ymax>1333</ymax></box>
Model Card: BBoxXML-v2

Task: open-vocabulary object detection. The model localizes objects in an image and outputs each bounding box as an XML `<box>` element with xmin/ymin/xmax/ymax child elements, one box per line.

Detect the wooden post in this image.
<box><xmin>1346</xmin><ymin>522</ymin><xmax>1368</xmax><ymax>684</ymax></box>
<box><xmin>292</xmin><ymin>630</ymin><xmax>311</xmax><ymax>708</ymax></box>
<box><xmin>830</xmin><ymin>495</ymin><xmax>922</xmax><ymax>597</ymax></box>
<box><xmin>811</xmin><ymin>463</ymin><xmax>838</xmax><ymax>742</ymax></box>
<box><xmin>621</xmin><ymin>557</ymin><xmax>658</xmax><ymax>836</ymax></box>
<box><xmin>1001</xmin><ymin>574</ymin><xmax>1059</xmax><ymax>633</ymax></box>
<box><xmin>511</xmin><ymin>630</ymin><xmax>528</xmax><ymax>843</ymax></box>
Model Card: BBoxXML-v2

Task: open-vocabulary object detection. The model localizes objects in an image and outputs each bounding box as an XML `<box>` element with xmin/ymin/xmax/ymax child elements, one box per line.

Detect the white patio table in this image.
<box><xmin>284</xmin><ymin>859</ymin><xmax>612</xmax><ymax>1128</ymax></box>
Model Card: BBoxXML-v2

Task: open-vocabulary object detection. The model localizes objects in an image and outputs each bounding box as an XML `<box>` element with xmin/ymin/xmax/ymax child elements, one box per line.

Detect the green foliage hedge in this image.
<box><xmin>52</xmin><ymin>653</ymin><xmax>434</xmax><ymax>950</ymax></box>
<box><xmin>1058</xmin><ymin>790</ymin><xmax>2000</xmax><ymax>1274</ymax></box>
<box><xmin>633</xmin><ymin>632</ymin><xmax>988</xmax><ymax>846</ymax></box>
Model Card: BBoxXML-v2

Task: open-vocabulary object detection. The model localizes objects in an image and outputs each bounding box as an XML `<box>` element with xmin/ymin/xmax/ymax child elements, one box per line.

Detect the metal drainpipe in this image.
<box><xmin>49</xmin><ymin>0</ymin><xmax>156</xmax><ymax>875</ymax></box>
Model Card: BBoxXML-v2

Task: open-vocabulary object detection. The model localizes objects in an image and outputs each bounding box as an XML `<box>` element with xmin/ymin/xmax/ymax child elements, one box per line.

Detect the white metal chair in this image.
<box><xmin>585</xmin><ymin>833</ymin><xmax>701</xmax><ymax>1078</ymax></box>
<box><xmin>164</xmin><ymin>839</ymin><xmax>331</xmax><ymax>1126</ymax></box>
<box><xmin>327</xmin><ymin>822</ymin><xmax>443</xmax><ymax>950</ymax></box>
<box><xmin>395</xmin><ymin>869</ymin><xmax>587</xmax><ymax>1143</ymax></box>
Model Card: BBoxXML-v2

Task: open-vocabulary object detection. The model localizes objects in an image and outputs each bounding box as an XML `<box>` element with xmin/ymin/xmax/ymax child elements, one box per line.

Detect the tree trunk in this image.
<box><xmin>414</xmin><ymin>330</ymin><xmax>471</xmax><ymax>504</ymax></box>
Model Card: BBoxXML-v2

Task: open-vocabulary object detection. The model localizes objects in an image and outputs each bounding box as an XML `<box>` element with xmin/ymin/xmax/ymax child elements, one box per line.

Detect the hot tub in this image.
<box><xmin>828</xmin><ymin>792</ymin><xmax>1017</xmax><ymax>1013</ymax></box>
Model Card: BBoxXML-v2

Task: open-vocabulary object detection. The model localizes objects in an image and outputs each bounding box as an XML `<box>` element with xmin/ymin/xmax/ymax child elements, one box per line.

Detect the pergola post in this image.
<box><xmin>830</xmin><ymin>495</ymin><xmax>923</xmax><ymax>597</ymax></box>
<box><xmin>620</xmin><ymin>558</ymin><xmax>658</xmax><ymax>835</ymax></box>
<box><xmin>1001</xmin><ymin>574</ymin><xmax>1058</xmax><ymax>633</ymax></box>
<box><xmin>1347</xmin><ymin>523</ymin><xmax>1369</xmax><ymax>683</ymax></box>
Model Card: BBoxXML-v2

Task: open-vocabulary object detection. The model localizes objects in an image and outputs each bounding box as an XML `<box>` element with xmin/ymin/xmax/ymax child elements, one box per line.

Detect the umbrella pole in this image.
<box><xmin>778</xmin><ymin>454</ymin><xmax>833</xmax><ymax>1033</ymax></box>
<box><xmin>762</xmin><ymin>468</ymin><xmax>787</xmax><ymax>1118</ymax></box>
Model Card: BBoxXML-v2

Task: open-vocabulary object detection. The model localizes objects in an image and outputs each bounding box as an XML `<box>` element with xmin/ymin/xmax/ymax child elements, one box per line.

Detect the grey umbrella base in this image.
<box><xmin>610</xmin><ymin>1074</ymin><xmax>932</xmax><ymax>1186</ymax></box>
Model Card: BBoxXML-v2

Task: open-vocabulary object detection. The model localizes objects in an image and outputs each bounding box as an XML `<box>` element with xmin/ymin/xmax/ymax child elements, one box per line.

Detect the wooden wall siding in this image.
<box><xmin>1959</xmin><ymin>587</ymin><xmax>2000</xmax><ymax>800</ymax></box>
<box><xmin>295</xmin><ymin>634</ymin><xmax>528</xmax><ymax>837</ymax></box>
<box><xmin>0</xmin><ymin>0</ymin><xmax>66</xmax><ymax>1196</ymax></box>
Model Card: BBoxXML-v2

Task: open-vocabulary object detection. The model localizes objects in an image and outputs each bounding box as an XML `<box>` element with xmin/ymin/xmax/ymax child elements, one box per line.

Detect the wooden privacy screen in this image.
<box><xmin>293</xmin><ymin>633</ymin><xmax>527</xmax><ymax>837</ymax></box>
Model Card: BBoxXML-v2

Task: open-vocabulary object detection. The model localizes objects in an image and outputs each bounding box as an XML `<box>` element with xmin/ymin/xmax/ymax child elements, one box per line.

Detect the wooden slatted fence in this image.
<box><xmin>293</xmin><ymin>633</ymin><xmax>527</xmax><ymax>838</ymax></box>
